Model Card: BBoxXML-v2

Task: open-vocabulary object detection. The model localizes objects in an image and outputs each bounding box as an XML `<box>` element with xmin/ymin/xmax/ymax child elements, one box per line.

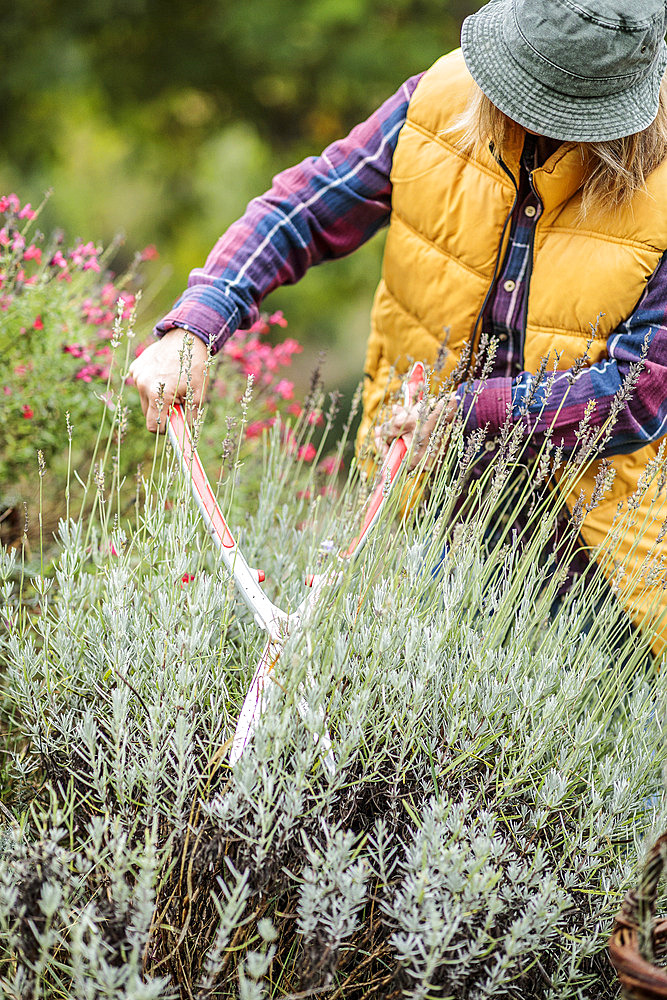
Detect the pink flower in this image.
<box><xmin>50</xmin><ymin>250</ymin><xmax>67</xmax><ymax>269</ymax></box>
<box><xmin>263</xmin><ymin>352</ymin><xmax>280</xmax><ymax>374</ymax></box>
<box><xmin>296</xmin><ymin>489</ymin><xmax>312</xmax><ymax>500</ymax></box>
<box><xmin>11</xmin><ymin>233</ymin><xmax>25</xmax><ymax>253</ymax></box>
<box><xmin>0</xmin><ymin>194</ymin><xmax>20</xmax><ymax>214</ymax></box>
<box><xmin>222</xmin><ymin>318</ymin><xmax>306</xmax><ymax>400</ymax></box>
<box><xmin>75</xmin><ymin>362</ymin><xmax>107</xmax><ymax>382</ymax></box>
<box><xmin>0</xmin><ymin>228</ymin><xmax>9</xmax><ymax>247</ymax></box>
<box><xmin>298</xmin><ymin>443</ymin><xmax>317</xmax><ymax>463</ymax></box>
<box><xmin>18</xmin><ymin>203</ymin><xmax>36</xmax><ymax>221</ymax></box>
<box><xmin>245</xmin><ymin>419</ymin><xmax>271</xmax><ymax>439</ymax></box>
<box><xmin>307</xmin><ymin>411</ymin><xmax>324</xmax><ymax>427</ymax></box>
<box><xmin>281</xmin><ymin>338</ymin><xmax>302</xmax><ymax>356</ymax></box>
<box><xmin>180</xmin><ymin>572</ymin><xmax>195</xmax><ymax>587</ymax></box>
<box><xmin>287</xmin><ymin>402</ymin><xmax>303</xmax><ymax>417</ymax></box>
<box><xmin>119</xmin><ymin>293</ymin><xmax>136</xmax><ymax>318</ymax></box>
<box><xmin>21</xmin><ymin>404</ymin><xmax>33</xmax><ymax>419</ymax></box>
<box><xmin>82</xmin><ymin>299</ymin><xmax>103</xmax><ymax>324</ymax></box>
<box><xmin>269</xmin><ymin>310</ymin><xmax>288</xmax><ymax>328</ymax></box>
<box><xmin>63</xmin><ymin>343</ymin><xmax>86</xmax><ymax>357</ymax></box>
<box><xmin>3</xmin><ymin>386</ymin><xmax>12</xmax><ymax>396</ymax></box>
<box><xmin>224</xmin><ymin>341</ymin><xmax>245</xmax><ymax>362</ymax></box>
<box><xmin>70</xmin><ymin>241</ymin><xmax>100</xmax><ymax>268</ymax></box>
<box><xmin>140</xmin><ymin>244</ymin><xmax>159</xmax><ymax>261</ymax></box>
<box><xmin>23</xmin><ymin>243</ymin><xmax>42</xmax><ymax>264</ymax></box>
<box><xmin>101</xmin><ymin>283</ymin><xmax>117</xmax><ymax>306</ymax></box>
<box><xmin>14</xmin><ymin>365</ymin><xmax>28</xmax><ymax>376</ymax></box>
<box><xmin>319</xmin><ymin>455</ymin><xmax>343</xmax><ymax>477</ymax></box>
<box><xmin>274</xmin><ymin>378</ymin><xmax>294</xmax><ymax>400</ymax></box>
<box><xmin>33</xmin><ymin>315</ymin><xmax>44</xmax><ymax>331</ymax></box>
<box><xmin>241</xmin><ymin>360</ymin><xmax>262</xmax><ymax>379</ymax></box>
<box><xmin>14</xmin><ymin>269</ymin><xmax>34</xmax><ymax>289</ymax></box>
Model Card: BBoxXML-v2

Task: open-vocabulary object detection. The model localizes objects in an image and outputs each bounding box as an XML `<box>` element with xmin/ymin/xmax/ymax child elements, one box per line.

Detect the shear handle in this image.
<box><xmin>343</xmin><ymin>362</ymin><xmax>426</xmax><ymax>559</ymax></box>
<box><xmin>168</xmin><ymin>403</ymin><xmax>281</xmax><ymax>631</ymax></box>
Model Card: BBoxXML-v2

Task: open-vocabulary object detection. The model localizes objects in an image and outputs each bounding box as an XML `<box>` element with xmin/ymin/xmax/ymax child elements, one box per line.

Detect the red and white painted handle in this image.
<box><xmin>168</xmin><ymin>404</ymin><xmax>284</xmax><ymax>634</ymax></box>
<box><xmin>169</xmin><ymin>361</ymin><xmax>426</xmax><ymax>774</ymax></box>
<box><xmin>343</xmin><ymin>361</ymin><xmax>426</xmax><ymax>559</ymax></box>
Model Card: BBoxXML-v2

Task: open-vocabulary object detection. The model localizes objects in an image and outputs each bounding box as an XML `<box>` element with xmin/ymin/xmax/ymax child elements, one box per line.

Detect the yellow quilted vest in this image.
<box><xmin>359</xmin><ymin>49</ymin><xmax>667</xmax><ymax>657</ymax></box>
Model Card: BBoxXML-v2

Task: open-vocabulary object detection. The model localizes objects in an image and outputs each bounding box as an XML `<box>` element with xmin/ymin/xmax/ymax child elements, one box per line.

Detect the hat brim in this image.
<box><xmin>461</xmin><ymin>0</ymin><xmax>667</xmax><ymax>142</ymax></box>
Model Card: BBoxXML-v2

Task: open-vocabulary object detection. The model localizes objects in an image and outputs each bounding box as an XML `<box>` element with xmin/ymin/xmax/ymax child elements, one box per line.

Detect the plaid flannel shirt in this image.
<box><xmin>156</xmin><ymin>73</ymin><xmax>667</xmax><ymax>459</ymax></box>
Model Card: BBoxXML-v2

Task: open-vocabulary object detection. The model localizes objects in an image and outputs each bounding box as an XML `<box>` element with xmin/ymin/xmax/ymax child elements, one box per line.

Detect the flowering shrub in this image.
<box><xmin>198</xmin><ymin>312</ymin><xmax>342</xmax><ymax>510</ymax></box>
<box><xmin>0</xmin><ymin>195</ymin><xmax>329</xmax><ymax>540</ymax></box>
<box><xmin>215</xmin><ymin>311</ymin><xmax>303</xmax><ymax>441</ymax></box>
<box><xmin>0</xmin><ymin>193</ymin><xmax>148</xmax><ymax>493</ymax></box>
<box><xmin>0</xmin><ymin>337</ymin><xmax>665</xmax><ymax>997</ymax></box>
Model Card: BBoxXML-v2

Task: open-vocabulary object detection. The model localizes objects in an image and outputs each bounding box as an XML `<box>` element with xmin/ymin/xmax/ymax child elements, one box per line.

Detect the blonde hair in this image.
<box><xmin>453</xmin><ymin>82</ymin><xmax>667</xmax><ymax>216</ymax></box>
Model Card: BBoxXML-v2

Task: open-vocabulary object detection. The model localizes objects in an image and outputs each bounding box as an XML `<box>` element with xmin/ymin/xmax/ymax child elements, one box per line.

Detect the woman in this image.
<box><xmin>130</xmin><ymin>0</ymin><xmax>667</xmax><ymax>656</ymax></box>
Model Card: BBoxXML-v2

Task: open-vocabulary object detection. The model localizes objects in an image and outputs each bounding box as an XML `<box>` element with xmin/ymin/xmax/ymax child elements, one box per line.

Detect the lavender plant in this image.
<box><xmin>0</xmin><ymin>319</ymin><xmax>666</xmax><ymax>999</ymax></box>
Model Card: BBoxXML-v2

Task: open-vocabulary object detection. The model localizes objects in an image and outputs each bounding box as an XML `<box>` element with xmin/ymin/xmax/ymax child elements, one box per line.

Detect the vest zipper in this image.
<box><xmin>467</xmin><ymin>148</ymin><xmax>518</xmax><ymax>378</ymax></box>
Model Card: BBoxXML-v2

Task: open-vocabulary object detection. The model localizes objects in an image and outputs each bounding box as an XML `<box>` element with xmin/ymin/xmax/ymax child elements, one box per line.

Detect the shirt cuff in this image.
<box><xmin>154</xmin><ymin>300</ymin><xmax>239</xmax><ymax>355</ymax></box>
<box><xmin>456</xmin><ymin>377</ymin><xmax>513</xmax><ymax>435</ymax></box>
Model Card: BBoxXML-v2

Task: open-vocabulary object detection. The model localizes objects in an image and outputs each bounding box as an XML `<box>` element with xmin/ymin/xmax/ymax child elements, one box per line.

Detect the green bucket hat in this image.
<box><xmin>461</xmin><ymin>0</ymin><xmax>667</xmax><ymax>142</ymax></box>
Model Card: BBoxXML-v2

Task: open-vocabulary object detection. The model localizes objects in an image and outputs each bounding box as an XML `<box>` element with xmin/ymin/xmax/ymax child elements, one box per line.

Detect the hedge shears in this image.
<box><xmin>168</xmin><ymin>361</ymin><xmax>426</xmax><ymax>773</ymax></box>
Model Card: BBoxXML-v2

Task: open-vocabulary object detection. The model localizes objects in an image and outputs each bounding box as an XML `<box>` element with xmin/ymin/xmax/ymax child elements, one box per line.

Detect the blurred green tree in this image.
<box><xmin>1</xmin><ymin>0</ymin><xmax>476</xmax><ymax>384</ymax></box>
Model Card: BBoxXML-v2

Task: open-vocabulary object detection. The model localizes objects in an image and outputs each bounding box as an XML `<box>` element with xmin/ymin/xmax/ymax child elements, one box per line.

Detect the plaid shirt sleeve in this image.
<box><xmin>155</xmin><ymin>74</ymin><xmax>424</xmax><ymax>351</ymax></box>
<box><xmin>458</xmin><ymin>253</ymin><xmax>667</xmax><ymax>457</ymax></box>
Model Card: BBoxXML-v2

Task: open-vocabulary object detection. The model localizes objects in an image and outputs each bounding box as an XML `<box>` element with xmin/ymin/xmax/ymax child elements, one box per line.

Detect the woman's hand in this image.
<box><xmin>128</xmin><ymin>329</ymin><xmax>210</xmax><ymax>432</ymax></box>
<box><xmin>374</xmin><ymin>394</ymin><xmax>456</xmax><ymax>470</ymax></box>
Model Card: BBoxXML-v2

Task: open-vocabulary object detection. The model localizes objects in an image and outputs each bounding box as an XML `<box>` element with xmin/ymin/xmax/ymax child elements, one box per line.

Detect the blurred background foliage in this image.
<box><xmin>2</xmin><ymin>0</ymin><xmax>477</xmax><ymax>390</ymax></box>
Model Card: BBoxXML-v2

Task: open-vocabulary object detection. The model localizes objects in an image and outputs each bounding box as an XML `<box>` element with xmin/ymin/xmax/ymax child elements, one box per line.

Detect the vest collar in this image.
<box><xmin>491</xmin><ymin>136</ymin><xmax>585</xmax><ymax>215</ymax></box>
<box><xmin>531</xmin><ymin>143</ymin><xmax>586</xmax><ymax>215</ymax></box>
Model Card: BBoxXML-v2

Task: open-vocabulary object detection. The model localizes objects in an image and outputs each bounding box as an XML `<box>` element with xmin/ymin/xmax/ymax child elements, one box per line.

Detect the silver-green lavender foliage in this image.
<box><xmin>0</xmin><ymin>390</ymin><xmax>665</xmax><ymax>999</ymax></box>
